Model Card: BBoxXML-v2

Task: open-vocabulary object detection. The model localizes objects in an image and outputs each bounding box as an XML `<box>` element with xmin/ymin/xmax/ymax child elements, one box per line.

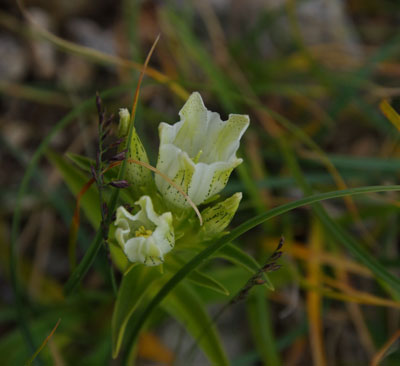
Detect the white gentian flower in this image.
<box><xmin>114</xmin><ymin>196</ymin><xmax>174</xmax><ymax>266</ymax></box>
<box><xmin>155</xmin><ymin>92</ymin><xmax>249</xmax><ymax>209</ymax></box>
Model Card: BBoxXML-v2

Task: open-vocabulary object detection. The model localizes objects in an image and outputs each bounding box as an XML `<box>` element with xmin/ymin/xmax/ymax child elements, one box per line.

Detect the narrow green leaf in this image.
<box><xmin>380</xmin><ymin>99</ymin><xmax>400</xmax><ymax>132</ymax></box>
<box><xmin>126</xmin><ymin>185</ymin><xmax>400</xmax><ymax>346</ymax></box>
<box><xmin>66</xmin><ymin>152</ymin><xmax>95</xmax><ymax>172</ymax></box>
<box><xmin>187</xmin><ymin>270</ymin><xmax>230</xmax><ymax>296</ymax></box>
<box><xmin>167</xmin><ymin>259</ymin><xmax>229</xmax><ymax>296</ymax></box>
<box><xmin>247</xmin><ymin>287</ymin><xmax>280</xmax><ymax>366</ymax></box>
<box><xmin>214</xmin><ymin>243</ymin><xmax>274</xmax><ymax>290</ymax></box>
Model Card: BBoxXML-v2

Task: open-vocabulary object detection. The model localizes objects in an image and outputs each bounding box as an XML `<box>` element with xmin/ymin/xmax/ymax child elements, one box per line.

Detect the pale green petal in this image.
<box><xmin>155</xmin><ymin>144</ymin><xmax>185</xmax><ymax>194</ymax></box>
<box><xmin>203</xmin><ymin>114</ymin><xmax>249</xmax><ymax>162</ymax></box>
<box><xmin>117</xmin><ymin>108</ymin><xmax>152</xmax><ymax>188</ymax></box>
<box><xmin>188</xmin><ymin>161</ymin><xmax>238</xmax><ymax>205</ymax></box>
<box><xmin>174</xmin><ymin>92</ymin><xmax>208</xmax><ymax>154</ymax></box>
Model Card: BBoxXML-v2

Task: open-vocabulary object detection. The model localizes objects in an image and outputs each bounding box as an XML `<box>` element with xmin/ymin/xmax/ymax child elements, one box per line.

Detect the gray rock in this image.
<box><xmin>66</xmin><ymin>18</ymin><xmax>116</xmax><ymax>55</ymax></box>
<box><xmin>28</xmin><ymin>7</ymin><xmax>57</xmax><ymax>78</ymax></box>
<box><xmin>0</xmin><ymin>35</ymin><xmax>28</xmax><ymax>82</ymax></box>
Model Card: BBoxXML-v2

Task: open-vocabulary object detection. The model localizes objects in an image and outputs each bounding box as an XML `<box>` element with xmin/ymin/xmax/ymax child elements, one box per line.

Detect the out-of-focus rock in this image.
<box><xmin>66</xmin><ymin>18</ymin><xmax>116</xmax><ymax>55</ymax></box>
<box><xmin>0</xmin><ymin>35</ymin><xmax>28</xmax><ymax>82</ymax></box>
<box><xmin>230</xmin><ymin>0</ymin><xmax>362</xmax><ymax>64</ymax></box>
<box><xmin>1</xmin><ymin>119</ymin><xmax>30</xmax><ymax>148</ymax></box>
<box><xmin>28</xmin><ymin>7</ymin><xmax>57</xmax><ymax>79</ymax></box>
<box><xmin>295</xmin><ymin>0</ymin><xmax>363</xmax><ymax>60</ymax></box>
<box><xmin>58</xmin><ymin>56</ymin><xmax>94</xmax><ymax>90</ymax></box>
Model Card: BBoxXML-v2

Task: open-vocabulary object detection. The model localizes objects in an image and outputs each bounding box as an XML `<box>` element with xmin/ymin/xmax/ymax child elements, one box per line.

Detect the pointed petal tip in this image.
<box><xmin>228</xmin><ymin>113</ymin><xmax>250</xmax><ymax>127</ymax></box>
<box><xmin>179</xmin><ymin>91</ymin><xmax>207</xmax><ymax>117</ymax></box>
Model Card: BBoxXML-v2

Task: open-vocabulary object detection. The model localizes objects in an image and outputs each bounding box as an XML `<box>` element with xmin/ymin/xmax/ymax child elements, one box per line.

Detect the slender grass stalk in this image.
<box><xmin>10</xmin><ymin>86</ymin><xmax>129</xmax><ymax>353</ymax></box>
<box><xmin>64</xmin><ymin>36</ymin><xmax>159</xmax><ymax>294</ymax></box>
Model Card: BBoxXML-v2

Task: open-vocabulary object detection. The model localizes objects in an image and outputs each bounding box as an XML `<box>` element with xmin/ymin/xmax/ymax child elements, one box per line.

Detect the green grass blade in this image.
<box><xmin>161</xmin><ymin>282</ymin><xmax>229</xmax><ymax>366</ymax></box>
<box><xmin>247</xmin><ymin>287</ymin><xmax>280</xmax><ymax>366</ymax></box>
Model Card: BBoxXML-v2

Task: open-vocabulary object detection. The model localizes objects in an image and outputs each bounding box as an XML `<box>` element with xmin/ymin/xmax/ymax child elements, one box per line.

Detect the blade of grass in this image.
<box><xmin>279</xmin><ymin>137</ymin><xmax>400</xmax><ymax>300</ymax></box>
<box><xmin>380</xmin><ymin>99</ymin><xmax>400</xmax><ymax>132</ymax></box>
<box><xmin>371</xmin><ymin>330</ymin><xmax>400</xmax><ymax>366</ymax></box>
<box><xmin>306</xmin><ymin>221</ymin><xmax>327</xmax><ymax>366</ymax></box>
<box><xmin>25</xmin><ymin>319</ymin><xmax>61</xmax><ymax>366</ymax></box>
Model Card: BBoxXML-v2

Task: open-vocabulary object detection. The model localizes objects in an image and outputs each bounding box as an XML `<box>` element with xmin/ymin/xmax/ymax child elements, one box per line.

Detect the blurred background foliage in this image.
<box><xmin>1</xmin><ymin>0</ymin><xmax>400</xmax><ymax>365</ymax></box>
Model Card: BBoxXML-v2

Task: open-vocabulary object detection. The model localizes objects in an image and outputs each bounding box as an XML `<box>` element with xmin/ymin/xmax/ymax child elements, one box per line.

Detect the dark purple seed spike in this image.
<box><xmin>101</xmin><ymin>128</ymin><xmax>111</xmax><ymax>142</ymax></box>
<box><xmin>96</xmin><ymin>92</ymin><xmax>102</xmax><ymax>115</ymax></box>
<box><xmin>96</xmin><ymin>151</ymin><xmax>101</xmax><ymax>168</ymax></box>
<box><xmin>102</xmin><ymin>202</ymin><xmax>108</xmax><ymax>217</ymax></box>
<box><xmin>103</xmin><ymin>114</ymin><xmax>114</xmax><ymax>130</ymax></box>
<box><xmin>109</xmin><ymin>150</ymin><xmax>127</xmax><ymax>162</ymax></box>
<box><xmin>269</xmin><ymin>251</ymin><xmax>282</xmax><ymax>262</ymax></box>
<box><xmin>109</xmin><ymin>137</ymin><xmax>126</xmax><ymax>149</ymax></box>
<box><xmin>109</xmin><ymin>180</ymin><xmax>130</xmax><ymax>189</ymax></box>
<box><xmin>90</xmin><ymin>165</ymin><xmax>97</xmax><ymax>181</ymax></box>
<box><xmin>277</xmin><ymin>236</ymin><xmax>284</xmax><ymax>251</ymax></box>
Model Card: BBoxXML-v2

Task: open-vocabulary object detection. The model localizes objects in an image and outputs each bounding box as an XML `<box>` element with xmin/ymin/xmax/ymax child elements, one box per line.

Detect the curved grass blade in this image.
<box><xmin>25</xmin><ymin>319</ymin><xmax>61</xmax><ymax>366</ymax></box>
<box><xmin>125</xmin><ymin>185</ymin><xmax>400</xmax><ymax>346</ymax></box>
<box><xmin>247</xmin><ymin>287</ymin><xmax>280</xmax><ymax>366</ymax></box>
<box><xmin>112</xmin><ymin>265</ymin><xmax>164</xmax><ymax>357</ymax></box>
<box><xmin>15</xmin><ymin>0</ymin><xmax>188</xmax><ymax>100</ymax></box>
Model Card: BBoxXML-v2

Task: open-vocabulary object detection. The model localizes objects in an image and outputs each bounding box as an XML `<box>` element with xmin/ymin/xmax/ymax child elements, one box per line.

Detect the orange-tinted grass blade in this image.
<box><xmin>379</xmin><ymin>99</ymin><xmax>400</xmax><ymax>132</ymax></box>
<box><xmin>306</xmin><ymin>222</ymin><xmax>327</xmax><ymax>366</ymax></box>
<box><xmin>25</xmin><ymin>318</ymin><xmax>61</xmax><ymax>366</ymax></box>
<box><xmin>16</xmin><ymin>0</ymin><xmax>188</xmax><ymax>100</ymax></box>
<box><xmin>68</xmin><ymin>177</ymin><xmax>95</xmax><ymax>270</ymax></box>
<box><xmin>371</xmin><ymin>329</ymin><xmax>400</xmax><ymax>366</ymax></box>
<box><xmin>130</xmin><ymin>34</ymin><xmax>160</xmax><ymax>124</ymax></box>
